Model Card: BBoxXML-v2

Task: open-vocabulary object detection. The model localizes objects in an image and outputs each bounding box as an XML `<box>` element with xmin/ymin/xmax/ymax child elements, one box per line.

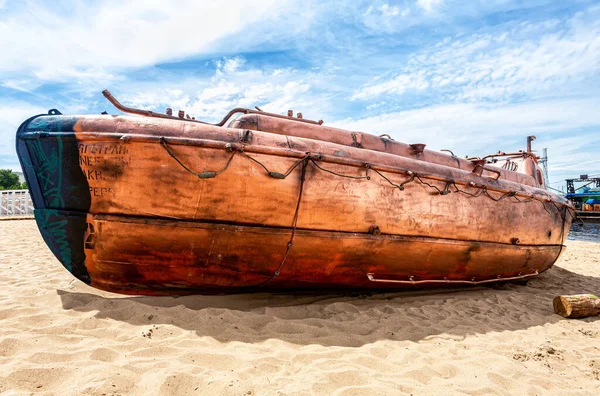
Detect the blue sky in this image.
<box><xmin>1</xmin><ymin>0</ymin><xmax>598</xmax><ymax>190</ymax></box>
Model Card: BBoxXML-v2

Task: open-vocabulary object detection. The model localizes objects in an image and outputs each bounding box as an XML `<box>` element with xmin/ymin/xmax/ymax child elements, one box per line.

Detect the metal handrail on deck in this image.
<box><xmin>102</xmin><ymin>89</ymin><xmax>323</xmax><ymax>127</ymax></box>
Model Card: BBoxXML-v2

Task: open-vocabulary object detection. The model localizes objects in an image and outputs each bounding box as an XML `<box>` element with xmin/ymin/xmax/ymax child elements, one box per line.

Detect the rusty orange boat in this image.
<box><xmin>15</xmin><ymin>90</ymin><xmax>574</xmax><ymax>295</ymax></box>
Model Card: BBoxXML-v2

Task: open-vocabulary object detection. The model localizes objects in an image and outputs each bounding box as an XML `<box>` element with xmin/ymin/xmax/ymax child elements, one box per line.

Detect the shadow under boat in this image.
<box><xmin>58</xmin><ymin>264</ymin><xmax>600</xmax><ymax>348</ymax></box>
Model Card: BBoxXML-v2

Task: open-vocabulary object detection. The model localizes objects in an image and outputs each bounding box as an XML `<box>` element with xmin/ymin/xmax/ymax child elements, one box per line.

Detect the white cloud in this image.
<box><xmin>362</xmin><ymin>2</ymin><xmax>418</xmax><ymax>32</ymax></box>
<box><xmin>353</xmin><ymin>7</ymin><xmax>600</xmax><ymax>101</ymax></box>
<box><xmin>218</xmin><ymin>57</ymin><xmax>246</xmax><ymax>74</ymax></box>
<box><xmin>366</xmin><ymin>101</ymin><xmax>387</xmax><ymax>110</ymax></box>
<box><xmin>352</xmin><ymin>73</ymin><xmax>431</xmax><ymax>99</ymax></box>
<box><xmin>1</xmin><ymin>79</ymin><xmax>43</xmax><ymax>95</ymax></box>
<box><xmin>380</xmin><ymin>4</ymin><xmax>401</xmax><ymax>16</ymax></box>
<box><xmin>0</xmin><ymin>0</ymin><xmax>293</xmax><ymax>81</ymax></box>
<box><xmin>417</xmin><ymin>0</ymin><xmax>443</xmax><ymax>13</ymax></box>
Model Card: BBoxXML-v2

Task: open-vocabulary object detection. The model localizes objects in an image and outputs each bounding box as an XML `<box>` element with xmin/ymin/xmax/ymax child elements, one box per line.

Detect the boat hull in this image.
<box><xmin>33</xmin><ymin>209</ymin><xmax>562</xmax><ymax>295</ymax></box>
<box><xmin>16</xmin><ymin>113</ymin><xmax>573</xmax><ymax>295</ymax></box>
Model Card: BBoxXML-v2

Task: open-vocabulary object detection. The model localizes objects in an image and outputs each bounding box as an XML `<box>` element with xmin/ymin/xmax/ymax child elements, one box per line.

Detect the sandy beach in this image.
<box><xmin>0</xmin><ymin>219</ymin><xmax>599</xmax><ymax>395</ymax></box>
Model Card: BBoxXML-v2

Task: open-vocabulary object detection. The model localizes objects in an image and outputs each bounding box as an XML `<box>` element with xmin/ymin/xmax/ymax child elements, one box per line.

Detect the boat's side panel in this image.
<box><xmin>85</xmin><ymin>214</ymin><xmax>562</xmax><ymax>295</ymax></box>
<box><xmin>68</xmin><ymin>137</ymin><xmax>568</xmax><ymax>246</ymax></box>
<box><xmin>15</xmin><ymin>114</ymin><xmax>573</xmax><ymax>294</ymax></box>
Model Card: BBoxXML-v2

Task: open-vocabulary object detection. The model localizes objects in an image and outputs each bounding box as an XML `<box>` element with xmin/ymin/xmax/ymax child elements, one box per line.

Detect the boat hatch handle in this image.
<box><xmin>409</xmin><ymin>143</ymin><xmax>426</xmax><ymax>154</ymax></box>
<box><xmin>102</xmin><ymin>89</ymin><xmax>324</xmax><ymax>127</ymax></box>
<box><xmin>379</xmin><ymin>134</ymin><xmax>395</xmax><ymax>141</ymax></box>
<box><xmin>471</xmin><ymin>162</ymin><xmax>501</xmax><ymax>180</ymax></box>
<box><xmin>366</xmin><ymin>270</ymin><xmax>539</xmax><ymax>285</ymax></box>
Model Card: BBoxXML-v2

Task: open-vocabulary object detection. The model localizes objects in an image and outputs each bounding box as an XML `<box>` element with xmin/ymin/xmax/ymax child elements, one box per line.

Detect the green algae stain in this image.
<box><xmin>28</xmin><ymin>116</ymin><xmax>72</xmax><ymax>271</ymax></box>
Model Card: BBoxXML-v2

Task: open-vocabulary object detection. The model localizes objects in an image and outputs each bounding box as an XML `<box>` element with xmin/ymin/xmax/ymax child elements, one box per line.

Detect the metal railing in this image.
<box><xmin>0</xmin><ymin>190</ymin><xmax>34</xmax><ymax>217</ymax></box>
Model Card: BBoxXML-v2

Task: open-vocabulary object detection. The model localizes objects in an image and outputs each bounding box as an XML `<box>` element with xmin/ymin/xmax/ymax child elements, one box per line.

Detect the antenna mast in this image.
<box><xmin>539</xmin><ymin>148</ymin><xmax>549</xmax><ymax>188</ymax></box>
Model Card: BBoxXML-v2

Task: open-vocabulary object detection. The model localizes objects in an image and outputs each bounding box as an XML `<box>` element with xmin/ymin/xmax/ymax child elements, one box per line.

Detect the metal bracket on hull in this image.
<box><xmin>471</xmin><ymin>160</ymin><xmax>502</xmax><ymax>180</ymax></box>
<box><xmin>366</xmin><ymin>270</ymin><xmax>539</xmax><ymax>285</ymax></box>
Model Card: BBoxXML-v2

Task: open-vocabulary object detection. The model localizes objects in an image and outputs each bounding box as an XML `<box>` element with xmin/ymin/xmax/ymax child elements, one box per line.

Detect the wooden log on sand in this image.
<box><xmin>553</xmin><ymin>294</ymin><xmax>600</xmax><ymax>318</ymax></box>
